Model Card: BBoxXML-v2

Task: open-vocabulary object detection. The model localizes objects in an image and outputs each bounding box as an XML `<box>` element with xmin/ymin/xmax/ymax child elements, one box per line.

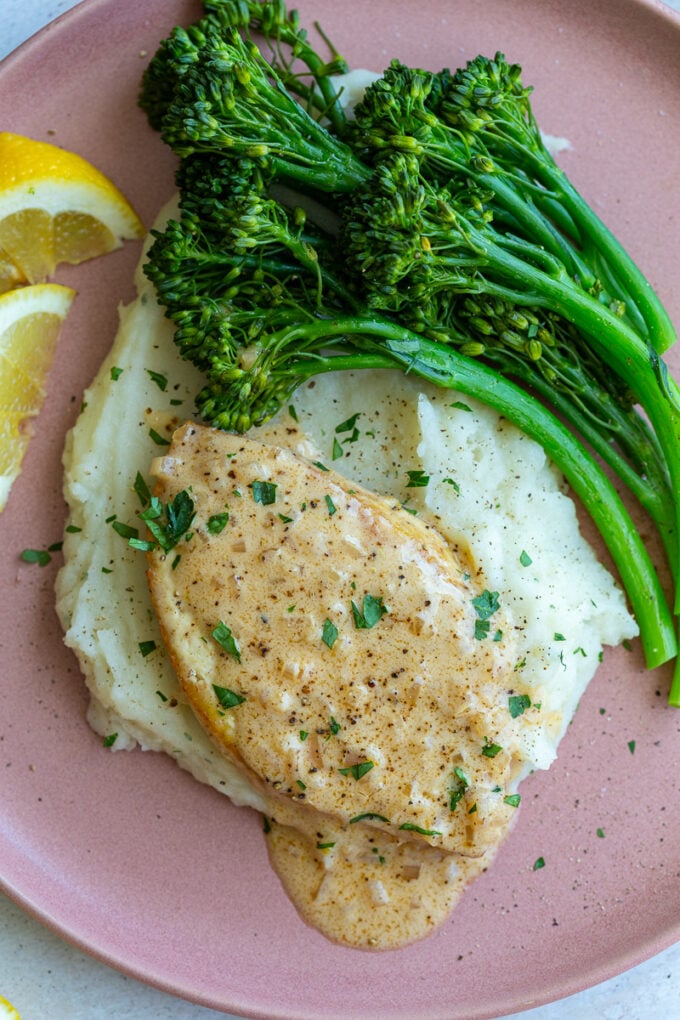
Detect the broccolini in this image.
<box><xmin>139</xmin><ymin>0</ymin><xmax>680</xmax><ymax>699</ymax></box>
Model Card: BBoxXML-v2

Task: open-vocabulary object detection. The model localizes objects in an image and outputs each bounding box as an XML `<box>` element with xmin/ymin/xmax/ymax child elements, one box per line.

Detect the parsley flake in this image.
<box><xmin>449</xmin><ymin>766</ymin><xmax>469</xmax><ymax>811</ymax></box>
<box><xmin>146</xmin><ymin>368</ymin><xmax>168</xmax><ymax>391</ymax></box>
<box><xmin>339</xmin><ymin>761</ymin><xmax>374</xmax><ymax>781</ymax></box>
<box><xmin>406</xmin><ymin>469</ymin><xmax>430</xmax><ymax>488</ymax></box>
<box><xmin>251</xmin><ymin>480</ymin><xmax>277</xmax><ymax>505</ymax></box>
<box><xmin>206</xmin><ymin>511</ymin><xmax>229</xmax><ymax>535</ymax></box>
<box><xmin>322</xmin><ymin>619</ymin><xmax>338</xmax><ymax>649</ymax></box>
<box><xmin>399</xmin><ymin>823</ymin><xmax>442</xmax><ymax>836</ymax></box>
<box><xmin>351</xmin><ymin>594</ymin><xmax>388</xmax><ymax>629</ymax></box>
<box><xmin>148</xmin><ymin>427</ymin><xmax>170</xmax><ymax>446</ymax></box>
<box><xmin>212</xmin><ymin>621</ymin><xmax>241</xmax><ymax>662</ymax></box>
<box><xmin>20</xmin><ymin>547</ymin><xmax>52</xmax><ymax>567</ymax></box>
<box><xmin>212</xmin><ymin>684</ymin><xmax>246</xmax><ymax>709</ymax></box>
<box><xmin>508</xmin><ymin>693</ymin><xmax>531</xmax><ymax>718</ymax></box>
<box><xmin>140</xmin><ymin>490</ymin><xmax>195</xmax><ymax>552</ymax></box>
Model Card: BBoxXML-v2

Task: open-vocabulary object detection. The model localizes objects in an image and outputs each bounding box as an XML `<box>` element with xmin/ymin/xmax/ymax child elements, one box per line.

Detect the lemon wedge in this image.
<box><xmin>0</xmin><ymin>132</ymin><xmax>144</xmax><ymax>285</ymax></box>
<box><xmin>0</xmin><ymin>282</ymin><xmax>75</xmax><ymax>510</ymax></box>
<box><xmin>0</xmin><ymin>995</ymin><xmax>21</xmax><ymax>1020</ymax></box>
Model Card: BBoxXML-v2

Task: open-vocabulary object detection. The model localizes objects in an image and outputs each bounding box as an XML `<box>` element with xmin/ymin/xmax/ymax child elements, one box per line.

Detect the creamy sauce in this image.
<box><xmin>147</xmin><ymin>422</ymin><xmax>532</xmax><ymax>949</ymax></box>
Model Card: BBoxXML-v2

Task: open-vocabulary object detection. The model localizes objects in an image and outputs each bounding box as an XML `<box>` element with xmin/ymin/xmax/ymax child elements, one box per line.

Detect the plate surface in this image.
<box><xmin>1</xmin><ymin>1</ymin><xmax>679</xmax><ymax>1017</ymax></box>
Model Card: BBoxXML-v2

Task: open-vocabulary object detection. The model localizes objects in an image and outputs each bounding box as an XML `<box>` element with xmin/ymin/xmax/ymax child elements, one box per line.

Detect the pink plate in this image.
<box><xmin>1</xmin><ymin>0</ymin><xmax>679</xmax><ymax>1017</ymax></box>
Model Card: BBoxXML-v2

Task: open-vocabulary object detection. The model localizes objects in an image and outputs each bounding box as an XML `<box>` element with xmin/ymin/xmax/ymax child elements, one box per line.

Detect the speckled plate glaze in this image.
<box><xmin>0</xmin><ymin>1</ymin><xmax>679</xmax><ymax>1017</ymax></box>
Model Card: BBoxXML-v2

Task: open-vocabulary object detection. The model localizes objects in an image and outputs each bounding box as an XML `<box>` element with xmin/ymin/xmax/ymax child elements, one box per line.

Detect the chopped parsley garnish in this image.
<box><xmin>442</xmin><ymin>477</ymin><xmax>460</xmax><ymax>493</ymax></box>
<box><xmin>628</xmin><ymin>739</ymin><xmax>636</xmax><ymax>754</ymax></box>
<box><xmin>327</xmin><ymin>716</ymin><xmax>341</xmax><ymax>738</ymax></box>
<box><xmin>288</xmin><ymin>404</ymin><xmax>298</xmax><ymax>422</ymax></box>
<box><xmin>65</xmin><ymin>524</ymin><xmax>82</xmax><ymax>534</ymax></box>
<box><xmin>20</xmin><ymin>547</ymin><xmax>53</xmax><ymax>567</ymax></box>
<box><xmin>299</xmin><ymin>730</ymin><xmax>309</xmax><ymax>742</ymax></box>
<box><xmin>335</xmin><ymin>412</ymin><xmax>361</xmax><ymax>435</ymax></box>
<box><xmin>145</xmin><ymin>368</ymin><xmax>168</xmax><ymax>390</ymax></box>
<box><xmin>212</xmin><ymin>621</ymin><xmax>241</xmax><ymax>662</ymax></box>
<box><xmin>206</xmin><ymin>511</ymin><xmax>229</xmax><ymax>534</ymax></box>
<box><xmin>519</xmin><ymin>549</ymin><xmax>533</xmax><ymax>567</ymax></box>
<box><xmin>111</xmin><ymin>520</ymin><xmax>139</xmax><ymax>540</ymax></box>
<box><xmin>450</xmin><ymin>400</ymin><xmax>472</xmax><ymax>412</ymax></box>
<box><xmin>474</xmin><ymin>619</ymin><xmax>490</xmax><ymax>640</ymax></box>
<box><xmin>317</xmin><ymin>841</ymin><xmax>335</xmax><ymax>850</ymax></box>
<box><xmin>339</xmin><ymin>761</ymin><xmax>374</xmax><ymax>781</ymax></box>
<box><xmin>324</xmin><ymin>494</ymin><xmax>337</xmax><ymax>516</ymax></box>
<box><xmin>472</xmin><ymin>589</ymin><xmax>500</xmax><ymax>640</ymax></box>
<box><xmin>472</xmin><ymin>589</ymin><xmax>501</xmax><ymax>620</ymax></box>
<box><xmin>156</xmin><ymin>690</ymin><xmax>168</xmax><ymax>702</ymax></box>
<box><xmin>597</xmin><ymin>827</ymin><xmax>605</xmax><ymax>838</ymax></box>
<box><xmin>351</xmin><ymin>593</ymin><xmax>388</xmax><ymax>629</ymax></box>
<box><xmin>482</xmin><ymin>738</ymin><xmax>503</xmax><ymax>758</ymax></box>
<box><xmin>332</xmin><ymin>438</ymin><xmax>343</xmax><ymax>460</ymax></box>
<box><xmin>102</xmin><ymin>733</ymin><xmax>118</xmax><ymax>747</ymax></box>
<box><xmin>449</xmin><ymin>766</ymin><xmax>469</xmax><ymax>811</ymax></box>
<box><xmin>349</xmin><ymin>812</ymin><xmax>390</xmax><ymax>825</ymax></box>
<box><xmin>504</xmin><ymin>794</ymin><xmax>521</xmax><ymax>808</ymax></box>
<box><xmin>133</xmin><ymin>471</ymin><xmax>152</xmax><ymax>506</ymax></box>
<box><xmin>278</xmin><ymin>512</ymin><xmax>293</xmax><ymax>524</ymax></box>
<box><xmin>148</xmin><ymin>427</ymin><xmax>170</xmax><ymax>446</ymax></box>
<box><xmin>110</xmin><ymin>366</ymin><xmax>123</xmax><ymax>381</ymax></box>
<box><xmin>554</xmin><ymin>632</ymin><xmax>566</xmax><ymax>641</ymax></box>
<box><xmin>399</xmin><ymin>823</ymin><xmax>442</xmax><ymax>836</ymax></box>
<box><xmin>313</xmin><ymin>461</ymin><xmax>329</xmax><ymax>472</ymax></box>
<box><xmin>533</xmin><ymin>856</ymin><xmax>546</xmax><ymax>871</ymax></box>
<box><xmin>212</xmin><ymin>684</ymin><xmax>246</xmax><ymax>709</ymax></box>
<box><xmin>508</xmin><ymin>693</ymin><xmax>532</xmax><ymax>718</ymax></box>
<box><xmin>251</xmin><ymin>480</ymin><xmax>277</xmax><ymax>505</ymax></box>
<box><xmin>140</xmin><ymin>490</ymin><xmax>196</xmax><ymax>552</ymax></box>
<box><xmin>138</xmin><ymin>640</ymin><xmax>157</xmax><ymax>657</ymax></box>
<box><xmin>321</xmin><ymin>618</ymin><xmax>338</xmax><ymax>649</ymax></box>
<box><xmin>406</xmin><ymin>469</ymin><xmax>430</xmax><ymax>488</ymax></box>
<box><xmin>296</xmin><ymin>779</ymin><xmax>306</xmax><ymax>790</ymax></box>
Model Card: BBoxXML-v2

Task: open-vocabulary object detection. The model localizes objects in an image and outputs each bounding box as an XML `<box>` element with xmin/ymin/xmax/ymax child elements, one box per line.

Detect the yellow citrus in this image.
<box><xmin>0</xmin><ymin>283</ymin><xmax>75</xmax><ymax>511</ymax></box>
<box><xmin>0</xmin><ymin>132</ymin><xmax>144</xmax><ymax>285</ymax></box>
<box><xmin>0</xmin><ymin>995</ymin><xmax>21</xmax><ymax>1020</ymax></box>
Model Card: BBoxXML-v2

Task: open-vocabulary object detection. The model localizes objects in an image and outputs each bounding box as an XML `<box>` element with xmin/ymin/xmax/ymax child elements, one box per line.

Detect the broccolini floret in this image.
<box><xmin>139</xmin><ymin>0</ymin><xmax>680</xmax><ymax>698</ymax></box>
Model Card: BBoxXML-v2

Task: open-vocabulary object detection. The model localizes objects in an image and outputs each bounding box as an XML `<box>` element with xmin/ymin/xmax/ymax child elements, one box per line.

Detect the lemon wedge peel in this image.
<box><xmin>0</xmin><ymin>282</ymin><xmax>76</xmax><ymax>510</ymax></box>
<box><xmin>0</xmin><ymin>994</ymin><xmax>22</xmax><ymax>1019</ymax></box>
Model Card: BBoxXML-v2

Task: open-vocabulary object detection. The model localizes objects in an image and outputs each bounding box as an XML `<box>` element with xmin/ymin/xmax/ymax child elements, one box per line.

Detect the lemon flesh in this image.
<box><xmin>0</xmin><ymin>132</ymin><xmax>144</xmax><ymax>283</ymax></box>
<box><xmin>0</xmin><ymin>283</ymin><xmax>75</xmax><ymax>509</ymax></box>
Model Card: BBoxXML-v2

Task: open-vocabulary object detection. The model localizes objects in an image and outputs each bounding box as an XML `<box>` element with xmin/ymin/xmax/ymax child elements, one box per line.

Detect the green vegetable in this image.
<box><xmin>139</xmin><ymin>0</ymin><xmax>680</xmax><ymax>698</ymax></box>
<box><xmin>351</xmin><ymin>594</ymin><xmax>389</xmax><ymax>629</ymax></box>
<box><xmin>212</xmin><ymin>620</ymin><xmax>241</xmax><ymax>661</ymax></box>
<box><xmin>213</xmin><ymin>683</ymin><xmax>246</xmax><ymax>708</ymax></box>
<box><xmin>321</xmin><ymin>618</ymin><xmax>338</xmax><ymax>649</ymax></box>
<box><xmin>339</xmin><ymin>761</ymin><xmax>375</xmax><ymax>781</ymax></box>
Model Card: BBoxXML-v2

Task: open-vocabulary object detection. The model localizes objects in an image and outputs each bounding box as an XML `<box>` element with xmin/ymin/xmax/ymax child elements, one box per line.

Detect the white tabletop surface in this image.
<box><xmin>2</xmin><ymin>2</ymin><xmax>680</xmax><ymax>1019</ymax></box>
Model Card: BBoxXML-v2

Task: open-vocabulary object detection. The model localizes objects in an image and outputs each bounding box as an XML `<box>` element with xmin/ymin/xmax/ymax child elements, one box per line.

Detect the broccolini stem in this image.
<box><xmin>506</xmin><ymin>143</ymin><xmax>678</xmax><ymax>354</ymax></box>
<box><xmin>367</xmin><ymin>328</ymin><xmax>678</xmax><ymax>670</ymax></box>
<box><xmin>249</xmin><ymin>313</ymin><xmax>677</xmax><ymax>670</ymax></box>
<box><xmin>472</xmin><ymin>234</ymin><xmax>680</xmax><ymax>598</ymax></box>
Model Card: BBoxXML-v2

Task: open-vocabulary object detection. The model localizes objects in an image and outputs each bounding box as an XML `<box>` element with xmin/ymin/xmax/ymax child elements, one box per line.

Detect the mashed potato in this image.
<box><xmin>55</xmin><ymin>201</ymin><xmax>637</xmax><ymax>942</ymax></box>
